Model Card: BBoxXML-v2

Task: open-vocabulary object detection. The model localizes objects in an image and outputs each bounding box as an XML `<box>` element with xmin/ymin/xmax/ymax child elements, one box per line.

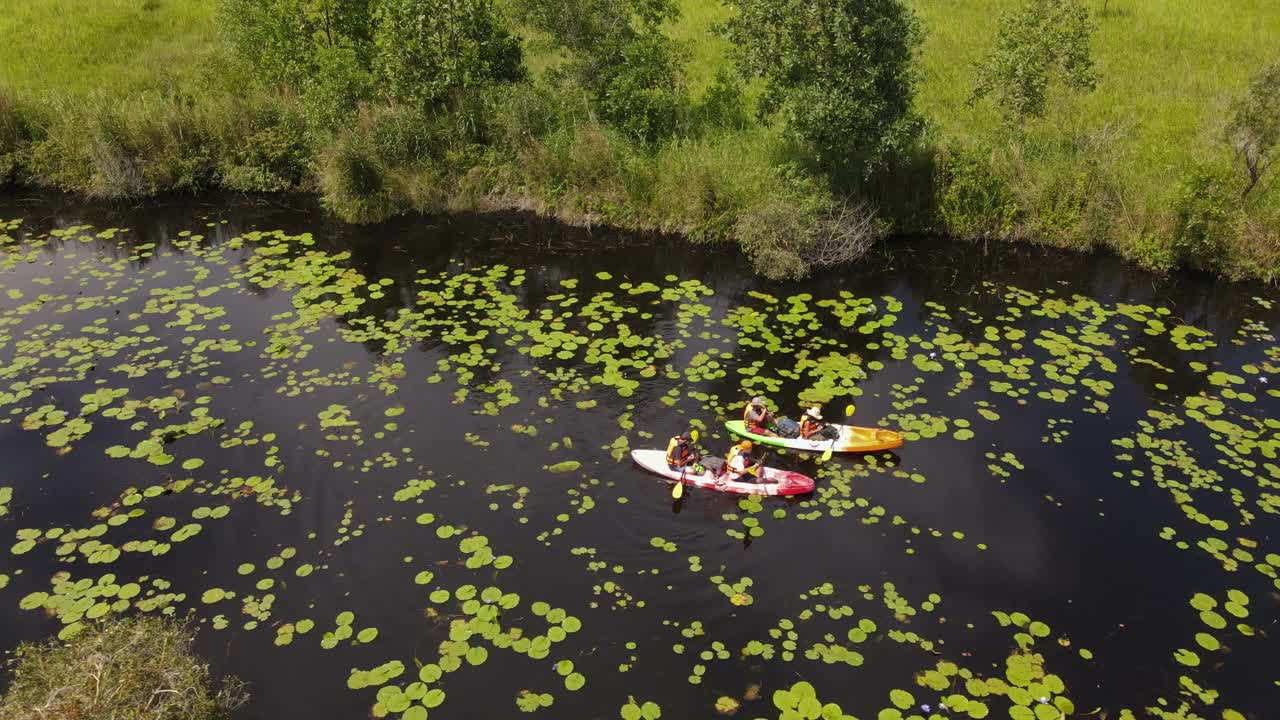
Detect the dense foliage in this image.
<box><xmin>219</xmin><ymin>0</ymin><xmax>374</xmax><ymax>89</ymax></box>
<box><xmin>515</xmin><ymin>0</ymin><xmax>688</xmax><ymax>141</ymax></box>
<box><xmin>725</xmin><ymin>0</ymin><xmax>923</xmax><ymax>177</ymax></box>
<box><xmin>970</xmin><ymin>0</ymin><xmax>1097</xmax><ymax>127</ymax></box>
<box><xmin>0</xmin><ymin>0</ymin><xmax>1275</xmax><ymax>281</ymax></box>
<box><xmin>372</xmin><ymin>0</ymin><xmax>524</xmax><ymax>107</ymax></box>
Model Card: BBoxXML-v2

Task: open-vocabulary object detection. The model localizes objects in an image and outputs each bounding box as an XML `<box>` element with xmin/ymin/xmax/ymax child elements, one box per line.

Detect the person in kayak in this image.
<box><xmin>723</xmin><ymin>440</ymin><xmax>762</xmax><ymax>482</ymax></box>
<box><xmin>799</xmin><ymin>406</ymin><xmax>825</xmax><ymax>439</ymax></box>
<box><xmin>743</xmin><ymin>396</ymin><xmax>777</xmax><ymax>436</ymax></box>
<box><xmin>666</xmin><ymin>432</ymin><xmax>698</xmax><ymax>471</ymax></box>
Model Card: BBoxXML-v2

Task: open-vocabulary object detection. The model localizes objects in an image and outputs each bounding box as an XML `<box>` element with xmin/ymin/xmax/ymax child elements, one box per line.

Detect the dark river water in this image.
<box><xmin>0</xmin><ymin>192</ymin><xmax>1276</xmax><ymax>720</ymax></box>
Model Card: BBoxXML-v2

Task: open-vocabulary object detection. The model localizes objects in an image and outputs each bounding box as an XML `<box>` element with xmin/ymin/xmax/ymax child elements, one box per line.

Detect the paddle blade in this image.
<box><xmin>690</xmin><ymin>430</ymin><xmax>700</xmax><ymax>443</ymax></box>
<box><xmin>820</xmin><ymin>445</ymin><xmax>834</xmax><ymax>462</ymax></box>
<box><xmin>672</xmin><ymin>480</ymin><xmax>684</xmax><ymax>499</ymax></box>
<box><xmin>845</xmin><ymin>403</ymin><xmax>855</xmax><ymax>417</ymax></box>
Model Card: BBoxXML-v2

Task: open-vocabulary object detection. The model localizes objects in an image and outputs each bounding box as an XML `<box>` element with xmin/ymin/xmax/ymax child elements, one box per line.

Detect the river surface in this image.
<box><xmin>0</xmin><ymin>193</ymin><xmax>1277</xmax><ymax>720</ymax></box>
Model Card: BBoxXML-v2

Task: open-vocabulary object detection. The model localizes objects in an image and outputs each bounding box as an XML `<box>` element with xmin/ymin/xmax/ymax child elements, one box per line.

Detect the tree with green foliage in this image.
<box><xmin>218</xmin><ymin>0</ymin><xmax>374</xmax><ymax>89</ymax></box>
<box><xmin>1224</xmin><ymin>62</ymin><xmax>1280</xmax><ymax>200</ymax></box>
<box><xmin>725</xmin><ymin>0</ymin><xmax>923</xmax><ymax>179</ymax></box>
<box><xmin>514</xmin><ymin>0</ymin><xmax>687</xmax><ymax>141</ymax></box>
<box><xmin>372</xmin><ymin>0</ymin><xmax>524</xmax><ymax>108</ymax></box>
<box><xmin>970</xmin><ymin>0</ymin><xmax>1097</xmax><ymax>128</ymax></box>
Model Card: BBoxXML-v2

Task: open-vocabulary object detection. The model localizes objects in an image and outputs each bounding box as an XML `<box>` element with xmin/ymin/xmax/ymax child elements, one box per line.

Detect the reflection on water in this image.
<box><xmin>0</xmin><ymin>192</ymin><xmax>1277</xmax><ymax>720</ymax></box>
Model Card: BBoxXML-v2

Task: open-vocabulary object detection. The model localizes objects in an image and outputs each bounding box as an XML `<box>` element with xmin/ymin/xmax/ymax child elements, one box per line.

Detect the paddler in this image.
<box><xmin>798</xmin><ymin>406</ymin><xmax>825</xmax><ymax>439</ymax></box>
<box><xmin>743</xmin><ymin>396</ymin><xmax>777</xmax><ymax>436</ymax></box>
<box><xmin>723</xmin><ymin>440</ymin><xmax>761</xmax><ymax>481</ymax></box>
<box><xmin>665</xmin><ymin>432</ymin><xmax>698</xmax><ymax>471</ymax></box>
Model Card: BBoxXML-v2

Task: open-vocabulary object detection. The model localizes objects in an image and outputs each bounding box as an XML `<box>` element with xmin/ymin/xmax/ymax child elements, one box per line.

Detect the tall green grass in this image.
<box><xmin>0</xmin><ymin>0</ymin><xmax>219</xmax><ymax>95</ymax></box>
<box><xmin>912</xmin><ymin>0</ymin><xmax>1280</xmax><ymax>201</ymax></box>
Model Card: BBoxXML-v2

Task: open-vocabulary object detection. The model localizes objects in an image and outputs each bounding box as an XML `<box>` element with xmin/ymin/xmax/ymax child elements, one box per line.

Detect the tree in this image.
<box><xmin>970</xmin><ymin>0</ymin><xmax>1097</xmax><ymax>127</ymax></box>
<box><xmin>515</xmin><ymin>0</ymin><xmax>687</xmax><ymax>141</ymax></box>
<box><xmin>372</xmin><ymin>0</ymin><xmax>524</xmax><ymax>108</ymax></box>
<box><xmin>218</xmin><ymin>0</ymin><xmax>374</xmax><ymax>89</ymax></box>
<box><xmin>1224</xmin><ymin>62</ymin><xmax>1280</xmax><ymax>200</ymax></box>
<box><xmin>725</xmin><ymin>0</ymin><xmax>924</xmax><ymax>179</ymax></box>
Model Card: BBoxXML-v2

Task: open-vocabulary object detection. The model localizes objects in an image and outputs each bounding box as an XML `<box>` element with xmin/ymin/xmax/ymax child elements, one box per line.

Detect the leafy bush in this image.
<box><xmin>595</xmin><ymin>35</ymin><xmax>687</xmax><ymax>142</ymax></box>
<box><xmin>372</xmin><ymin>0</ymin><xmax>524</xmax><ymax>108</ymax></box>
<box><xmin>692</xmin><ymin>69</ymin><xmax>749</xmax><ymax>134</ymax></box>
<box><xmin>734</xmin><ymin>194</ymin><xmax>816</xmax><ymax>280</ymax></box>
<box><xmin>970</xmin><ymin>0</ymin><xmax>1098</xmax><ymax>127</ymax></box>
<box><xmin>0</xmin><ymin>616</ymin><xmax>247</xmax><ymax>720</ymax></box>
<box><xmin>516</xmin><ymin>0</ymin><xmax>687</xmax><ymax>142</ymax></box>
<box><xmin>726</xmin><ymin>0</ymin><xmax>923</xmax><ymax>178</ymax></box>
<box><xmin>487</xmin><ymin>81</ymin><xmax>592</xmax><ymax>150</ymax></box>
<box><xmin>302</xmin><ymin>45</ymin><xmax>373</xmax><ymax>135</ymax></box>
<box><xmin>0</xmin><ymin>87</ymin><xmax>39</xmax><ymax>184</ymax></box>
<box><xmin>22</xmin><ymin>94</ymin><xmax>226</xmax><ymax>197</ymax></box>
<box><xmin>220</xmin><ymin>100</ymin><xmax>311</xmax><ymax>192</ymax></box>
<box><xmin>218</xmin><ymin>0</ymin><xmax>373</xmax><ymax>89</ymax></box>
<box><xmin>1170</xmin><ymin>162</ymin><xmax>1240</xmax><ymax>270</ymax></box>
<box><xmin>1123</xmin><ymin>229</ymin><xmax>1178</xmax><ymax>275</ymax></box>
<box><xmin>318</xmin><ymin>129</ymin><xmax>401</xmax><ymax>223</ymax></box>
<box><xmin>1028</xmin><ymin>169</ymin><xmax>1105</xmax><ymax>250</ymax></box>
<box><xmin>936</xmin><ymin>143</ymin><xmax>1021</xmax><ymax>238</ymax></box>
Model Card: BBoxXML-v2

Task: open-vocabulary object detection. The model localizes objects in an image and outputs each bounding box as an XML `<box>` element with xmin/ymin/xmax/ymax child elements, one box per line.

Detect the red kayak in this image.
<box><xmin>630</xmin><ymin>450</ymin><xmax>814</xmax><ymax>496</ymax></box>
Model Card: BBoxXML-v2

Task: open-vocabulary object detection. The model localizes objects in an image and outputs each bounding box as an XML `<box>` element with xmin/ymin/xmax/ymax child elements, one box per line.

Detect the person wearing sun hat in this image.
<box><xmin>798</xmin><ymin>406</ymin><xmax>826</xmax><ymax>439</ymax></box>
<box><xmin>742</xmin><ymin>396</ymin><xmax>777</xmax><ymax>436</ymax></box>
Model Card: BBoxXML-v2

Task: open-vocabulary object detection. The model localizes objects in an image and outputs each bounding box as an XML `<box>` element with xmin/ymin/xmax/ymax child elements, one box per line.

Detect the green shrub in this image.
<box><xmin>515</xmin><ymin>0</ymin><xmax>688</xmax><ymax>142</ymax></box>
<box><xmin>218</xmin><ymin>0</ymin><xmax>374</xmax><ymax>90</ymax></box>
<box><xmin>301</xmin><ymin>46</ymin><xmax>374</xmax><ymax>135</ymax></box>
<box><xmin>1225</xmin><ymin>207</ymin><xmax>1280</xmax><ymax>281</ymax></box>
<box><xmin>692</xmin><ymin>69</ymin><xmax>749</xmax><ymax>134</ymax></box>
<box><xmin>21</xmin><ymin>94</ymin><xmax>222</xmax><ymax>197</ymax></box>
<box><xmin>970</xmin><ymin>0</ymin><xmax>1098</xmax><ymax>127</ymax></box>
<box><xmin>220</xmin><ymin>99</ymin><xmax>311</xmax><ymax>192</ymax></box>
<box><xmin>936</xmin><ymin>142</ymin><xmax>1021</xmax><ymax>238</ymax></box>
<box><xmin>0</xmin><ymin>87</ymin><xmax>38</xmax><ymax>184</ymax></box>
<box><xmin>594</xmin><ymin>35</ymin><xmax>688</xmax><ymax>142</ymax></box>
<box><xmin>372</xmin><ymin>0</ymin><xmax>524</xmax><ymax>108</ymax></box>
<box><xmin>726</xmin><ymin>0</ymin><xmax>923</xmax><ymax>178</ymax></box>
<box><xmin>0</xmin><ymin>616</ymin><xmax>247</xmax><ymax>720</ymax></box>
<box><xmin>734</xmin><ymin>193</ymin><xmax>816</xmax><ymax>280</ymax></box>
<box><xmin>1170</xmin><ymin>162</ymin><xmax>1240</xmax><ymax>270</ymax></box>
<box><xmin>1123</xmin><ymin>229</ymin><xmax>1178</xmax><ymax>275</ymax></box>
<box><xmin>487</xmin><ymin>81</ymin><xmax>591</xmax><ymax>150</ymax></box>
<box><xmin>318</xmin><ymin>131</ymin><xmax>402</xmax><ymax>223</ymax></box>
<box><xmin>1027</xmin><ymin>168</ymin><xmax>1105</xmax><ymax>251</ymax></box>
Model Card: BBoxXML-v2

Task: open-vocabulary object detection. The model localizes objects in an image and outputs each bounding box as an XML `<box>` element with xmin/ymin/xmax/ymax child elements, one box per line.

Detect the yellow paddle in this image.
<box><xmin>819</xmin><ymin>404</ymin><xmax>856</xmax><ymax>462</ymax></box>
<box><xmin>672</xmin><ymin>430</ymin><xmax>699</xmax><ymax>499</ymax></box>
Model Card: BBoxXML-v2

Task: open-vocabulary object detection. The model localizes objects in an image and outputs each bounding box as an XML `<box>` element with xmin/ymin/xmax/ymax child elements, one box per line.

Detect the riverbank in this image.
<box><xmin>0</xmin><ymin>0</ymin><xmax>1276</xmax><ymax>281</ymax></box>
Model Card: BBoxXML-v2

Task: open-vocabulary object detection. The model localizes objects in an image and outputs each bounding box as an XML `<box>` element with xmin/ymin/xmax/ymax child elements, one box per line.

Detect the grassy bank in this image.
<box><xmin>0</xmin><ymin>0</ymin><xmax>1276</xmax><ymax>280</ymax></box>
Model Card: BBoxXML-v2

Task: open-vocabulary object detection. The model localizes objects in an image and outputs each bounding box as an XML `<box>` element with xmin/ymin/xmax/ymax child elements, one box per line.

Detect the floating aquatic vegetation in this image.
<box><xmin>0</xmin><ymin>214</ymin><xmax>1276</xmax><ymax>720</ymax></box>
